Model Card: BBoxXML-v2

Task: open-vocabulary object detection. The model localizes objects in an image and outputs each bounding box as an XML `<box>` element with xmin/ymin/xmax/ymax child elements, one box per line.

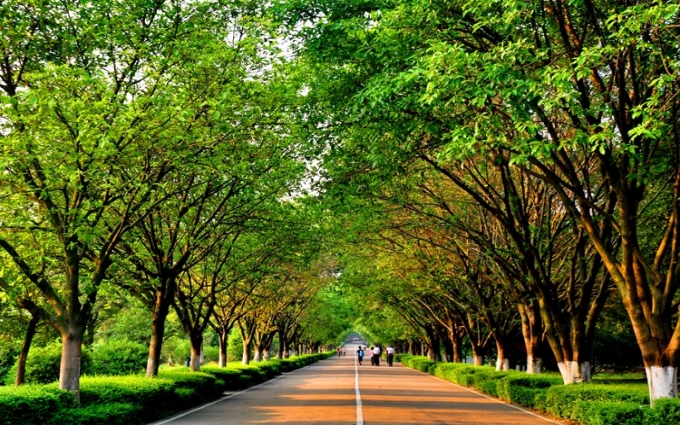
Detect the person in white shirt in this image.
<box><xmin>372</xmin><ymin>346</ymin><xmax>381</xmax><ymax>366</ymax></box>
<box><xmin>386</xmin><ymin>346</ymin><xmax>395</xmax><ymax>366</ymax></box>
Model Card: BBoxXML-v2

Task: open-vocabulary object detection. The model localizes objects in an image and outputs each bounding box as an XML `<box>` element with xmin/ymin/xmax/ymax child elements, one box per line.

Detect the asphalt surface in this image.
<box><xmin>150</xmin><ymin>344</ymin><xmax>563</xmax><ymax>425</ymax></box>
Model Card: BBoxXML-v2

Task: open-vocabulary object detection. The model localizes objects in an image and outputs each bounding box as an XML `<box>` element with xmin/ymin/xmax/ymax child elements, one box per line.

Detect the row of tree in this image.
<box><xmin>282</xmin><ymin>0</ymin><xmax>680</xmax><ymax>402</ymax></box>
<box><xmin>0</xmin><ymin>0</ymin><xmax>339</xmax><ymax>399</ymax></box>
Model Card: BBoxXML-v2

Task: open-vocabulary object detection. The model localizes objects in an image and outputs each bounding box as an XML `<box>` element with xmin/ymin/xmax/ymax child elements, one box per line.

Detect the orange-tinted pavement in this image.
<box><xmin>150</xmin><ymin>349</ymin><xmax>563</xmax><ymax>425</ymax></box>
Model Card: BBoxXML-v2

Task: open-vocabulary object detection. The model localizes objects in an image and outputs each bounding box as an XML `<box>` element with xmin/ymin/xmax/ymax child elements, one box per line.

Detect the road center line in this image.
<box><xmin>354</xmin><ymin>356</ymin><xmax>364</xmax><ymax>425</ymax></box>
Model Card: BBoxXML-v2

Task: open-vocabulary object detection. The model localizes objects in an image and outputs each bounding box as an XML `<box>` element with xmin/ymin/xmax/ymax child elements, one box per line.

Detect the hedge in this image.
<box><xmin>396</xmin><ymin>355</ymin><xmax>680</xmax><ymax>425</ymax></box>
<box><xmin>0</xmin><ymin>352</ymin><xmax>333</xmax><ymax>425</ymax></box>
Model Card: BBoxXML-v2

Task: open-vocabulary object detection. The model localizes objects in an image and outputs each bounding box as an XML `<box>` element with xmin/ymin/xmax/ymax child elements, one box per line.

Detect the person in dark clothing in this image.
<box><xmin>356</xmin><ymin>346</ymin><xmax>364</xmax><ymax>365</ymax></box>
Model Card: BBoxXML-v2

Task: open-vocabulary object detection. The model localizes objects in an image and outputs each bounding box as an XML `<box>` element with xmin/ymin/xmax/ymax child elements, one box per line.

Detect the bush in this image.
<box><xmin>569</xmin><ymin>401</ymin><xmax>645</xmax><ymax>425</ymax></box>
<box><xmin>47</xmin><ymin>402</ymin><xmax>143</xmax><ymax>425</ymax></box>
<box><xmin>471</xmin><ymin>370</ymin><xmax>507</xmax><ymax>397</ymax></box>
<box><xmin>0</xmin><ymin>385</ymin><xmax>75</xmax><ymax>425</ymax></box>
<box><xmin>406</xmin><ymin>357</ymin><xmax>437</xmax><ymax>372</ymax></box>
<box><xmin>0</xmin><ymin>349</ymin><xmax>332</xmax><ymax>425</ymax></box>
<box><xmin>538</xmin><ymin>384</ymin><xmax>648</xmax><ymax>419</ymax></box>
<box><xmin>158</xmin><ymin>369</ymin><xmax>220</xmax><ymax>408</ymax></box>
<box><xmin>3</xmin><ymin>342</ymin><xmax>92</xmax><ymax>385</ymax></box>
<box><xmin>645</xmin><ymin>398</ymin><xmax>680</xmax><ymax>423</ymax></box>
<box><xmin>89</xmin><ymin>340</ymin><xmax>148</xmax><ymax>376</ymax></box>
<box><xmin>76</xmin><ymin>376</ymin><xmax>175</xmax><ymax>422</ymax></box>
<box><xmin>497</xmin><ymin>375</ymin><xmax>561</xmax><ymax>408</ymax></box>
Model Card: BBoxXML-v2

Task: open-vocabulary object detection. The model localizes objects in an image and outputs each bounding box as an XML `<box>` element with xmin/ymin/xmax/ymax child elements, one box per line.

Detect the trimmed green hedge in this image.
<box><xmin>0</xmin><ymin>385</ymin><xmax>76</xmax><ymax>425</ymax></box>
<box><xmin>396</xmin><ymin>355</ymin><xmax>680</xmax><ymax>425</ymax></box>
<box><xmin>0</xmin><ymin>352</ymin><xmax>333</xmax><ymax>425</ymax></box>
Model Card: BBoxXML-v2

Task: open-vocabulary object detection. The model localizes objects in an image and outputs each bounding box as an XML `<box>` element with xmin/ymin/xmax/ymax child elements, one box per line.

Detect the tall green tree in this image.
<box><xmin>285</xmin><ymin>0</ymin><xmax>680</xmax><ymax>401</ymax></box>
<box><xmin>0</xmin><ymin>0</ymin><xmax>281</xmax><ymax>396</ymax></box>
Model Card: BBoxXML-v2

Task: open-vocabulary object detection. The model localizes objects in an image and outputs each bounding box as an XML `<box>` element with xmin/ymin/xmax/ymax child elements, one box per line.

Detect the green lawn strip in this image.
<box><xmin>397</xmin><ymin>355</ymin><xmax>680</xmax><ymax>425</ymax></box>
<box><xmin>0</xmin><ymin>352</ymin><xmax>333</xmax><ymax>425</ymax></box>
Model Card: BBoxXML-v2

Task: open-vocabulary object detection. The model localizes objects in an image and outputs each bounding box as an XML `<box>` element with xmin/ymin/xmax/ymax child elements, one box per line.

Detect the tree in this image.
<box><xmin>285</xmin><ymin>0</ymin><xmax>680</xmax><ymax>400</ymax></box>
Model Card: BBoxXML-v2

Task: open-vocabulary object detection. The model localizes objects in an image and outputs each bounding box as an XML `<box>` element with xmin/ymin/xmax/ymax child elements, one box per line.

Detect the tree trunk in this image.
<box><xmin>242</xmin><ymin>337</ymin><xmax>252</xmax><ymax>365</ymax></box>
<box><xmin>647</xmin><ymin>367</ymin><xmax>678</xmax><ymax>403</ymax></box>
<box><xmin>519</xmin><ymin>302</ymin><xmax>543</xmax><ymax>374</ymax></box>
<box><xmin>146</xmin><ymin>282</ymin><xmax>174</xmax><ymax>377</ymax></box>
<box><xmin>277</xmin><ymin>330</ymin><xmax>285</xmax><ymax>359</ymax></box>
<box><xmin>451</xmin><ymin>330</ymin><xmax>463</xmax><ymax>363</ymax></box>
<box><xmin>283</xmin><ymin>338</ymin><xmax>291</xmax><ymax>358</ymax></box>
<box><xmin>472</xmin><ymin>344</ymin><xmax>485</xmax><ymax>366</ymax></box>
<box><xmin>495</xmin><ymin>339</ymin><xmax>510</xmax><ymax>371</ymax></box>
<box><xmin>189</xmin><ymin>334</ymin><xmax>203</xmax><ymax>372</ymax></box>
<box><xmin>15</xmin><ymin>315</ymin><xmax>39</xmax><ymax>386</ymax></box>
<box><xmin>253</xmin><ymin>347</ymin><xmax>262</xmax><ymax>362</ymax></box>
<box><xmin>59</xmin><ymin>327</ymin><xmax>85</xmax><ymax>401</ymax></box>
<box><xmin>218</xmin><ymin>328</ymin><xmax>228</xmax><ymax>368</ymax></box>
<box><xmin>84</xmin><ymin>312</ymin><xmax>97</xmax><ymax>347</ymax></box>
<box><xmin>426</xmin><ymin>330</ymin><xmax>442</xmax><ymax>361</ymax></box>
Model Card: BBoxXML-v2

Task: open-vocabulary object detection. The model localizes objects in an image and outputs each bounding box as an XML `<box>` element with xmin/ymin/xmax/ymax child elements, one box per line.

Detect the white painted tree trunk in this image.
<box><xmin>495</xmin><ymin>357</ymin><xmax>510</xmax><ymax>371</ymax></box>
<box><xmin>526</xmin><ymin>356</ymin><xmax>543</xmax><ymax>374</ymax></box>
<box><xmin>473</xmin><ymin>354</ymin><xmax>483</xmax><ymax>366</ymax></box>
<box><xmin>557</xmin><ymin>361</ymin><xmax>591</xmax><ymax>384</ymax></box>
<box><xmin>263</xmin><ymin>349</ymin><xmax>270</xmax><ymax>361</ymax></box>
<box><xmin>646</xmin><ymin>366</ymin><xmax>678</xmax><ymax>405</ymax></box>
<box><xmin>253</xmin><ymin>348</ymin><xmax>261</xmax><ymax>362</ymax></box>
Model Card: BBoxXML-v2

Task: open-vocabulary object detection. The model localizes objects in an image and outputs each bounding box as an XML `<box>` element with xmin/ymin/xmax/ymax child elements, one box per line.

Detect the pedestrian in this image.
<box><xmin>369</xmin><ymin>346</ymin><xmax>375</xmax><ymax>365</ymax></box>
<box><xmin>357</xmin><ymin>346</ymin><xmax>364</xmax><ymax>365</ymax></box>
<box><xmin>341</xmin><ymin>346</ymin><xmax>346</xmax><ymax>357</ymax></box>
<box><xmin>386</xmin><ymin>345</ymin><xmax>395</xmax><ymax>366</ymax></box>
<box><xmin>373</xmin><ymin>345</ymin><xmax>381</xmax><ymax>366</ymax></box>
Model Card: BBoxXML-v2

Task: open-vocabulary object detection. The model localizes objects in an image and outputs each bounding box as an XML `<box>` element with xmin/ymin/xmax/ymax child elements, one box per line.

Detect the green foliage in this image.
<box><xmin>0</xmin><ymin>385</ymin><xmax>75</xmax><ymax>425</ymax></box>
<box><xmin>497</xmin><ymin>375</ymin><xmax>561</xmax><ymax>408</ymax></box>
<box><xmin>645</xmin><ymin>399</ymin><xmax>680</xmax><ymax>423</ymax></box>
<box><xmin>76</xmin><ymin>376</ymin><xmax>175</xmax><ymax>423</ymax></box>
<box><xmin>4</xmin><ymin>342</ymin><xmax>92</xmax><ymax>385</ymax></box>
<box><xmin>200</xmin><ymin>367</ymin><xmax>249</xmax><ymax>390</ymax></box>
<box><xmin>158</xmin><ymin>368</ymin><xmax>221</xmax><ymax>407</ymax></box>
<box><xmin>537</xmin><ymin>384</ymin><xmax>649</xmax><ymax>419</ymax></box>
<box><xmin>48</xmin><ymin>402</ymin><xmax>143</xmax><ymax>425</ymax></box>
<box><xmin>570</xmin><ymin>401</ymin><xmax>645</xmax><ymax>425</ymax></box>
<box><xmin>400</xmin><ymin>355</ymin><xmax>664</xmax><ymax>423</ymax></box>
<box><xmin>89</xmin><ymin>340</ymin><xmax>148</xmax><ymax>376</ymax></box>
<box><xmin>0</xmin><ymin>346</ymin><xmax>17</xmax><ymax>386</ymax></box>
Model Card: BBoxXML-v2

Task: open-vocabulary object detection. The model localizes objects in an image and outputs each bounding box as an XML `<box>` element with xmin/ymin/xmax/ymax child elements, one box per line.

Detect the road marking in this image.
<box><xmin>354</xmin><ymin>356</ymin><xmax>364</xmax><ymax>425</ymax></box>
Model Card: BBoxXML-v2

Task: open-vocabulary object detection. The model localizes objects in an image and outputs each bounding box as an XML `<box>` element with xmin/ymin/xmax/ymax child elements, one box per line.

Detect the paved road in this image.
<box><xmin>151</xmin><ymin>345</ymin><xmax>563</xmax><ymax>425</ymax></box>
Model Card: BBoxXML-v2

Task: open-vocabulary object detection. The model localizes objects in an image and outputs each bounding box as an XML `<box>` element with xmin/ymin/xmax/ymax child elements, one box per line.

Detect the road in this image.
<box><xmin>151</xmin><ymin>343</ymin><xmax>563</xmax><ymax>425</ymax></box>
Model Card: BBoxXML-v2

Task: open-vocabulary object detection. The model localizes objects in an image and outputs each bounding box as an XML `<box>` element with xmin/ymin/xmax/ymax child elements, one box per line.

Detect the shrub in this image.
<box><xmin>447</xmin><ymin>366</ymin><xmax>484</xmax><ymax>387</ymax></box>
<box><xmin>645</xmin><ymin>398</ymin><xmax>680</xmax><ymax>423</ymax></box>
<box><xmin>200</xmin><ymin>367</ymin><xmax>248</xmax><ymax>391</ymax></box>
<box><xmin>497</xmin><ymin>375</ymin><xmax>561</xmax><ymax>408</ymax></box>
<box><xmin>471</xmin><ymin>370</ymin><xmax>507</xmax><ymax>397</ymax></box>
<box><xmin>76</xmin><ymin>376</ymin><xmax>175</xmax><ymax>422</ymax></box>
<box><xmin>406</xmin><ymin>357</ymin><xmax>437</xmax><ymax>372</ymax></box>
<box><xmin>158</xmin><ymin>369</ymin><xmax>220</xmax><ymax>408</ymax></box>
<box><xmin>47</xmin><ymin>402</ymin><xmax>143</xmax><ymax>425</ymax></box>
<box><xmin>570</xmin><ymin>401</ymin><xmax>646</xmax><ymax>425</ymax></box>
<box><xmin>0</xmin><ymin>385</ymin><xmax>75</xmax><ymax>425</ymax></box>
<box><xmin>3</xmin><ymin>342</ymin><xmax>92</xmax><ymax>385</ymax></box>
<box><xmin>89</xmin><ymin>340</ymin><xmax>148</xmax><ymax>376</ymax></box>
<box><xmin>538</xmin><ymin>384</ymin><xmax>648</xmax><ymax>419</ymax></box>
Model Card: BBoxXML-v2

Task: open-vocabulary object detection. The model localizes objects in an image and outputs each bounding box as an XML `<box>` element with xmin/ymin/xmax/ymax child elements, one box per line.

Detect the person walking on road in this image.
<box><xmin>386</xmin><ymin>345</ymin><xmax>395</xmax><ymax>366</ymax></box>
<box><xmin>373</xmin><ymin>345</ymin><xmax>381</xmax><ymax>366</ymax></box>
<box><xmin>357</xmin><ymin>346</ymin><xmax>364</xmax><ymax>365</ymax></box>
<box><xmin>369</xmin><ymin>346</ymin><xmax>375</xmax><ymax>365</ymax></box>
